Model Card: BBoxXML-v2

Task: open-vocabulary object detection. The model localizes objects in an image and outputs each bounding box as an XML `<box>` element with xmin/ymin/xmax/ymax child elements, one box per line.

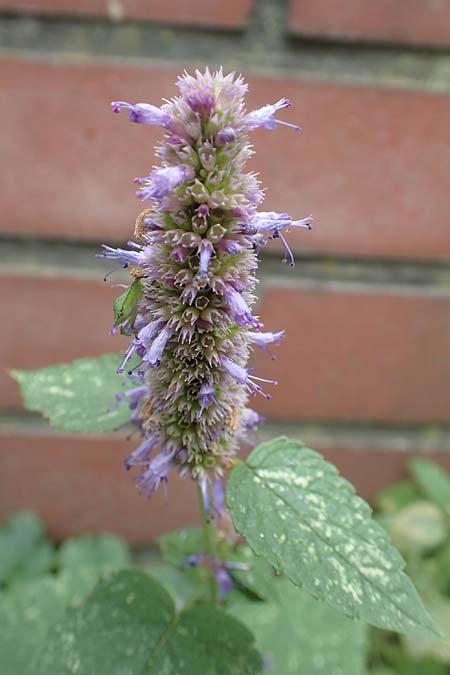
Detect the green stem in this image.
<box><xmin>196</xmin><ymin>483</ymin><xmax>218</xmax><ymax>605</ymax></box>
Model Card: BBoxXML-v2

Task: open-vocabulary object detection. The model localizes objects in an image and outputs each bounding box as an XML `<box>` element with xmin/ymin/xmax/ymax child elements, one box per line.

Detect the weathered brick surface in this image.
<box><xmin>0</xmin><ymin>431</ymin><xmax>199</xmax><ymax>543</ymax></box>
<box><xmin>0</xmin><ymin>0</ymin><xmax>254</xmax><ymax>28</ymax></box>
<box><xmin>290</xmin><ymin>0</ymin><xmax>450</xmax><ymax>47</ymax></box>
<box><xmin>4</xmin><ymin>272</ymin><xmax>450</xmax><ymax>424</ymax></box>
<box><xmin>252</xmin><ymin>285</ymin><xmax>450</xmax><ymax>423</ymax></box>
<box><xmin>1</xmin><ymin>274</ymin><xmax>128</xmax><ymax>408</ymax></box>
<box><xmin>2</xmin><ymin>58</ymin><xmax>449</xmax><ymax>260</ymax></box>
<box><xmin>1</xmin><ymin>427</ymin><xmax>450</xmax><ymax>541</ymax></box>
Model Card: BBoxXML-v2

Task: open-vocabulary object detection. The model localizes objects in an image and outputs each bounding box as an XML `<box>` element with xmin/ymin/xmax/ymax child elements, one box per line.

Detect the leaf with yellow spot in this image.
<box><xmin>227</xmin><ymin>436</ymin><xmax>441</xmax><ymax>637</ymax></box>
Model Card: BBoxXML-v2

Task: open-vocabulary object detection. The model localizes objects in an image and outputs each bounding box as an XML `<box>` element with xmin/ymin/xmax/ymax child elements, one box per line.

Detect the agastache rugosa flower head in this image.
<box><xmin>106</xmin><ymin>68</ymin><xmax>311</xmax><ymax>498</ymax></box>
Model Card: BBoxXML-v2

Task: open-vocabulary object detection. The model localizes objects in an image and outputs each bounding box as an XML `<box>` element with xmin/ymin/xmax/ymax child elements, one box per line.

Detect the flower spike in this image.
<box><xmin>104</xmin><ymin>69</ymin><xmax>311</xmax><ymax>497</ymax></box>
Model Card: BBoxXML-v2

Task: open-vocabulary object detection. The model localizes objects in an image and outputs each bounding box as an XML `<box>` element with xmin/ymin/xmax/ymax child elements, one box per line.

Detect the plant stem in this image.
<box><xmin>196</xmin><ymin>483</ymin><xmax>218</xmax><ymax>605</ymax></box>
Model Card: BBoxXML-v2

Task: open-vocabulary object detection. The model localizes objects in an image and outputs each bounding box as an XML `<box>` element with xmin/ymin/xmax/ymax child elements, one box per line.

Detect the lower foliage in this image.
<box><xmin>2</xmin><ymin>456</ymin><xmax>450</xmax><ymax>675</ymax></box>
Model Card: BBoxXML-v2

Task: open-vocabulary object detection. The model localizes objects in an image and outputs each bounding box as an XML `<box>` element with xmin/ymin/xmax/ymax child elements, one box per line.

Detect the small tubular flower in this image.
<box><xmin>247</xmin><ymin>330</ymin><xmax>285</xmax><ymax>360</ymax></box>
<box><xmin>135</xmin><ymin>165</ymin><xmax>195</xmax><ymax>201</ymax></box>
<box><xmin>105</xmin><ymin>68</ymin><xmax>311</xmax><ymax>497</ymax></box>
<box><xmin>245</xmin><ymin>98</ymin><xmax>301</xmax><ymax>132</ymax></box>
<box><xmin>221</xmin><ymin>356</ymin><xmax>276</xmax><ymax>400</ymax></box>
<box><xmin>249</xmin><ymin>212</ymin><xmax>313</xmax><ymax>267</ymax></box>
<box><xmin>111</xmin><ymin>101</ymin><xmax>171</xmax><ymax>127</ymax></box>
<box><xmin>136</xmin><ymin>450</ymin><xmax>176</xmax><ymax>498</ymax></box>
<box><xmin>224</xmin><ymin>285</ymin><xmax>259</xmax><ymax>328</ymax></box>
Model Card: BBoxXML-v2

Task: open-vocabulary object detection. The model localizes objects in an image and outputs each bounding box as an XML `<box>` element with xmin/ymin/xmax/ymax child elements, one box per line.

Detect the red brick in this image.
<box><xmin>1</xmin><ymin>273</ymin><xmax>128</xmax><ymax>408</ymax></box>
<box><xmin>0</xmin><ymin>430</ymin><xmax>199</xmax><ymax>543</ymax></box>
<box><xmin>251</xmin><ymin>285</ymin><xmax>450</xmax><ymax>423</ymax></box>
<box><xmin>4</xmin><ymin>272</ymin><xmax>450</xmax><ymax>424</ymax></box>
<box><xmin>1</xmin><ymin>426</ymin><xmax>450</xmax><ymax>541</ymax></box>
<box><xmin>0</xmin><ymin>0</ymin><xmax>254</xmax><ymax>28</ymax></box>
<box><xmin>2</xmin><ymin>57</ymin><xmax>450</xmax><ymax>260</ymax></box>
<box><xmin>290</xmin><ymin>0</ymin><xmax>450</xmax><ymax>47</ymax></box>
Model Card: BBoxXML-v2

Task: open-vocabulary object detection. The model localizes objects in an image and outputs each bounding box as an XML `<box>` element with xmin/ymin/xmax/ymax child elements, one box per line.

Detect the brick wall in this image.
<box><xmin>1</xmin><ymin>0</ymin><xmax>450</xmax><ymax>542</ymax></box>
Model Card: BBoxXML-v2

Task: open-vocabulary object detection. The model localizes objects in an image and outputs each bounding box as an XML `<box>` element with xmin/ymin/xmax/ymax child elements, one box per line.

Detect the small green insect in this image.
<box><xmin>113</xmin><ymin>278</ymin><xmax>143</xmax><ymax>334</ymax></box>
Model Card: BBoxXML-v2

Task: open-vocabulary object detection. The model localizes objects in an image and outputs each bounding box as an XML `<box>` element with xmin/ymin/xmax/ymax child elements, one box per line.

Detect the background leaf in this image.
<box><xmin>11</xmin><ymin>354</ymin><xmax>133</xmax><ymax>432</ymax></box>
<box><xmin>0</xmin><ymin>512</ymin><xmax>55</xmax><ymax>585</ymax></box>
<box><xmin>402</xmin><ymin>598</ymin><xmax>450</xmax><ymax>664</ymax></box>
<box><xmin>58</xmin><ymin>534</ymin><xmax>130</xmax><ymax>572</ymax></box>
<box><xmin>409</xmin><ymin>459</ymin><xmax>450</xmax><ymax>517</ymax></box>
<box><xmin>146</xmin><ymin>560</ymin><xmax>209</xmax><ymax>610</ymax></box>
<box><xmin>228</xmin><ymin>546</ymin><xmax>275</xmax><ymax>601</ymax></box>
<box><xmin>227</xmin><ymin>576</ymin><xmax>367</xmax><ymax>675</ymax></box>
<box><xmin>227</xmin><ymin>436</ymin><xmax>439</xmax><ymax>637</ymax></box>
<box><xmin>0</xmin><ymin>567</ymin><xmax>109</xmax><ymax>675</ymax></box>
<box><xmin>158</xmin><ymin>527</ymin><xmax>205</xmax><ymax>566</ymax></box>
<box><xmin>36</xmin><ymin>569</ymin><xmax>262</xmax><ymax>674</ymax></box>
<box><xmin>386</xmin><ymin>502</ymin><xmax>448</xmax><ymax>555</ymax></box>
<box><xmin>375</xmin><ymin>480</ymin><xmax>420</xmax><ymax>514</ymax></box>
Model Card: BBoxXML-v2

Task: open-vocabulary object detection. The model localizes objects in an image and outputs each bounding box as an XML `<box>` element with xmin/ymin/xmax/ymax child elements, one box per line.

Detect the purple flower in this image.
<box><xmin>218</xmin><ymin>239</ymin><xmax>243</xmax><ymax>255</ymax></box>
<box><xmin>111</xmin><ymin>101</ymin><xmax>171</xmax><ymax>127</ymax></box>
<box><xmin>250</xmin><ymin>212</ymin><xmax>313</xmax><ymax>267</ymax></box>
<box><xmin>250</xmin><ymin>212</ymin><xmax>313</xmax><ymax>234</ymax></box>
<box><xmin>97</xmin><ymin>244</ymin><xmax>143</xmax><ymax>267</ymax></box>
<box><xmin>117</xmin><ymin>320</ymin><xmax>164</xmax><ymax>373</ymax></box>
<box><xmin>240</xmin><ymin>408</ymin><xmax>265</xmax><ymax>432</ymax></box>
<box><xmin>215</xmin><ymin>126</ymin><xmax>237</xmax><ymax>146</ymax></box>
<box><xmin>181</xmin><ymin>554</ymin><xmax>240</xmax><ymax>598</ymax></box>
<box><xmin>198</xmin><ymin>381</ymin><xmax>216</xmax><ymax>417</ymax></box>
<box><xmin>135</xmin><ymin>165</ymin><xmax>195</xmax><ymax>201</ymax></box>
<box><xmin>183</xmin><ymin>553</ymin><xmax>204</xmax><ymax>568</ymax></box>
<box><xmin>143</xmin><ymin>324</ymin><xmax>174</xmax><ymax>367</ymax></box>
<box><xmin>211</xmin><ymin>478</ymin><xmax>225</xmax><ymax>518</ymax></box>
<box><xmin>124</xmin><ymin>435</ymin><xmax>159</xmax><ymax>470</ymax></box>
<box><xmin>185</xmin><ymin>88</ymin><xmax>215</xmax><ymax>116</ymax></box>
<box><xmin>221</xmin><ymin>356</ymin><xmax>276</xmax><ymax>400</ymax></box>
<box><xmin>224</xmin><ymin>285</ymin><xmax>259</xmax><ymax>328</ymax></box>
<box><xmin>215</xmin><ymin>567</ymin><xmax>233</xmax><ymax>597</ymax></box>
<box><xmin>248</xmin><ymin>330</ymin><xmax>285</xmax><ymax>360</ymax></box>
<box><xmin>136</xmin><ymin>449</ymin><xmax>176</xmax><ymax>498</ymax></box>
<box><xmin>238</xmin><ymin>408</ymin><xmax>265</xmax><ymax>444</ymax></box>
<box><xmin>198</xmin><ymin>239</ymin><xmax>215</xmax><ymax>276</ymax></box>
<box><xmin>116</xmin><ymin>384</ymin><xmax>147</xmax><ymax>409</ymax></box>
<box><xmin>199</xmin><ymin>475</ymin><xmax>211</xmax><ymax>515</ymax></box>
<box><xmin>245</xmin><ymin>98</ymin><xmax>301</xmax><ymax>132</ymax></box>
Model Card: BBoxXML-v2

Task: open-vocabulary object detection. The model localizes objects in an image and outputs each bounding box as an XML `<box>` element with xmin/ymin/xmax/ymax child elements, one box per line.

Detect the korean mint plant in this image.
<box><xmin>12</xmin><ymin>69</ymin><xmax>441</xmax><ymax>674</ymax></box>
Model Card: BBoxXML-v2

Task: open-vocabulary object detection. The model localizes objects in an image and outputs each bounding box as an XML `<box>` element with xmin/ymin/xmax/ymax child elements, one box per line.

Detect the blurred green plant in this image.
<box><xmin>2</xmin><ymin>455</ymin><xmax>450</xmax><ymax>674</ymax></box>
<box><xmin>369</xmin><ymin>457</ymin><xmax>450</xmax><ymax>673</ymax></box>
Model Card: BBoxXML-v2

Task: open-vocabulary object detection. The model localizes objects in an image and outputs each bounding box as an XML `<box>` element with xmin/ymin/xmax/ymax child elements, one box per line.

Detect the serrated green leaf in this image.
<box><xmin>227</xmin><ymin>436</ymin><xmax>440</xmax><ymax>637</ymax></box>
<box><xmin>227</xmin><ymin>576</ymin><xmax>367</xmax><ymax>675</ymax></box>
<box><xmin>375</xmin><ymin>480</ymin><xmax>420</xmax><ymax>514</ymax></box>
<box><xmin>11</xmin><ymin>354</ymin><xmax>133</xmax><ymax>432</ymax></box>
<box><xmin>58</xmin><ymin>534</ymin><xmax>130</xmax><ymax>572</ymax></box>
<box><xmin>113</xmin><ymin>278</ymin><xmax>142</xmax><ymax>330</ymax></box>
<box><xmin>0</xmin><ymin>512</ymin><xmax>54</xmax><ymax>585</ymax></box>
<box><xmin>36</xmin><ymin>569</ymin><xmax>262</xmax><ymax>674</ymax></box>
<box><xmin>148</xmin><ymin>604</ymin><xmax>262</xmax><ymax>675</ymax></box>
<box><xmin>409</xmin><ymin>458</ymin><xmax>450</xmax><ymax>517</ymax></box>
